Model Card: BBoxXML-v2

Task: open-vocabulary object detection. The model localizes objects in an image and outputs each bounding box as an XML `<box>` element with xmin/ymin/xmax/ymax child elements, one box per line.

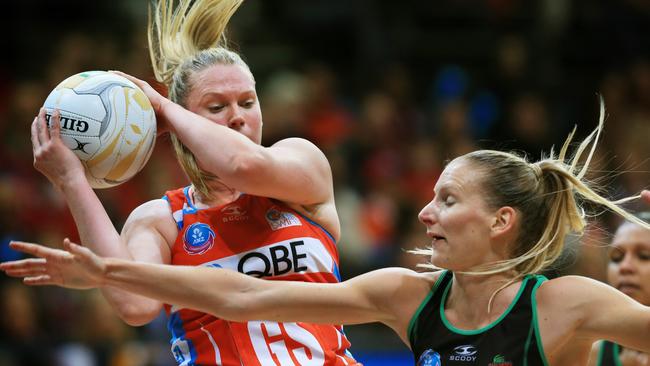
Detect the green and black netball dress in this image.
<box><xmin>596</xmin><ymin>341</ymin><xmax>621</xmax><ymax>366</ymax></box>
<box><xmin>408</xmin><ymin>270</ymin><xmax>549</xmax><ymax>366</ymax></box>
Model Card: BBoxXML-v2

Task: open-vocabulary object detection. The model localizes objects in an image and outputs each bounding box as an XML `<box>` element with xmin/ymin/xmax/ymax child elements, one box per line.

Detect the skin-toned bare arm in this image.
<box><xmin>1</xmin><ymin>240</ymin><xmax>433</xmax><ymax>342</ymax></box>
<box><xmin>115</xmin><ymin>71</ymin><xmax>336</xmax><ymax>212</ymax></box>
<box><xmin>31</xmin><ymin>109</ymin><xmax>174</xmax><ymax>326</ymax></box>
<box><xmin>540</xmin><ymin>276</ymin><xmax>650</xmax><ymax>354</ymax></box>
<box><xmin>586</xmin><ymin>341</ymin><xmax>600</xmax><ymax>366</ymax></box>
<box><xmin>578</xmin><ymin>280</ymin><xmax>650</xmax><ymax>352</ymax></box>
<box><xmin>103</xmin><ymin>260</ymin><xmax>388</xmax><ymax>326</ymax></box>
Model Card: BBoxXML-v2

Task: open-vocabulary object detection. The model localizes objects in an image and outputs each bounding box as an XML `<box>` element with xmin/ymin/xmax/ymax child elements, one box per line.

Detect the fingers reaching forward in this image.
<box><xmin>0</xmin><ymin>239</ymin><xmax>105</xmax><ymax>290</ymax></box>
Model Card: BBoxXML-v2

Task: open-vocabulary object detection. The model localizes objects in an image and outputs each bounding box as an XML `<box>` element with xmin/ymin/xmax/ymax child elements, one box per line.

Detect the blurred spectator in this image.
<box><xmin>302</xmin><ymin>63</ymin><xmax>355</xmax><ymax>150</ymax></box>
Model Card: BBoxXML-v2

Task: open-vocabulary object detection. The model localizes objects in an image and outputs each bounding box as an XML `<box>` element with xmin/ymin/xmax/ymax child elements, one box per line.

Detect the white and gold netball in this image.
<box><xmin>42</xmin><ymin>71</ymin><xmax>156</xmax><ymax>188</ymax></box>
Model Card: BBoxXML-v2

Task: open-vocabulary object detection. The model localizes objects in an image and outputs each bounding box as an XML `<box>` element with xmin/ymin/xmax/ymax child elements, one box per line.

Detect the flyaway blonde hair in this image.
<box><xmin>147</xmin><ymin>0</ymin><xmax>247</xmax><ymax>201</ymax></box>
<box><xmin>412</xmin><ymin>96</ymin><xmax>650</xmax><ymax>310</ymax></box>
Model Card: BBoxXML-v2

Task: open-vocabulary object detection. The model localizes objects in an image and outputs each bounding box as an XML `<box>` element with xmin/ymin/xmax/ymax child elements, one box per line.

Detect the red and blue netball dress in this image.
<box><xmin>163</xmin><ymin>186</ymin><xmax>358</xmax><ymax>366</ymax></box>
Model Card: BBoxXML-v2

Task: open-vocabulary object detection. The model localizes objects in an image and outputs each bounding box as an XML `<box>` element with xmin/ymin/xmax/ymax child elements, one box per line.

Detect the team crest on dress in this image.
<box><xmin>265</xmin><ymin>207</ymin><xmax>302</xmax><ymax>231</ymax></box>
<box><xmin>418</xmin><ymin>349</ymin><xmax>442</xmax><ymax>366</ymax></box>
<box><xmin>183</xmin><ymin>222</ymin><xmax>216</xmax><ymax>255</ymax></box>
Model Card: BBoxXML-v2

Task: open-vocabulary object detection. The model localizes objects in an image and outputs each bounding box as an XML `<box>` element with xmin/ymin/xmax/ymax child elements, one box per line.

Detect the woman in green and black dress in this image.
<box><xmin>4</xmin><ymin>107</ymin><xmax>650</xmax><ymax>366</ymax></box>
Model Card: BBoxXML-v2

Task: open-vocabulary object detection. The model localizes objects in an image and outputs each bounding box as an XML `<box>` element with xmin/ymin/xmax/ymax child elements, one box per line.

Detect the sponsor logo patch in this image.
<box><xmin>183</xmin><ymin>222</ymin><xmax>216</xmax><ymax>255</ymax></box>
<box><xmin>202</xmin><ymin>237</ymin><xmax>332</xmax><ymax>278</ymax></box>
<box><xmin>221</xmin><ymin>204</ymin><xmax>249</xmax><ymax>223</ymax></box>
<box><xmin>449</xmin><ymin>345</ymin><xmax>477</xmax><ymax>362</ymax></box>
<box><xmin>265</xmin><ymin>207</ymin><xmax>302</xmax><ymax>231</ymax></box>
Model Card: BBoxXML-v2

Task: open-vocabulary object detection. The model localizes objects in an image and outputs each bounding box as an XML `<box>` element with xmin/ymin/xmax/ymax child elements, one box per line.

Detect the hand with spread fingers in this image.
<box><xmin>31</xmin><ymin>108</ymin><xmax>86</xmax><ymax>189</ymax></box>
<box><xmin>0</xmin><ymin>239</ymin><xmax>105</xmax><ymax>290</ymax></box>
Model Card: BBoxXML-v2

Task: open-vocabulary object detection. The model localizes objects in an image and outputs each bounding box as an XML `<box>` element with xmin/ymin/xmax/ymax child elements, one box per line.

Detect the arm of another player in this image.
<box><xmin>2</xmin><ymin>241</ymin><xmax>423</xmax><ymax>331</ymax></box>
<box><xmin>103</xmin><ymin>263</ymin><xmax>421</xmax><ymax>328</ymax></box>
<box><xmin>31</xmin><ymin>109</ymin><xmax>172</xmax><ymax>325</ymax></box>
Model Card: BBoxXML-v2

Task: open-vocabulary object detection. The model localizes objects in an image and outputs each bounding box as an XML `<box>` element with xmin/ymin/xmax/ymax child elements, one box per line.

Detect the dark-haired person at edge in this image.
<box><xmin>588</xmin><ymin>211</ymin><xmax>650</xmax><ymax>366</ymax></box>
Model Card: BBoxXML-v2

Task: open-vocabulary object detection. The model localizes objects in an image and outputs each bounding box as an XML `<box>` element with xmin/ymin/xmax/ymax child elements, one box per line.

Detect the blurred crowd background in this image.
<box><xmin>0</xmin><ymin>0</ymin><xmax>649</xmax><ymax>365</ymax></box>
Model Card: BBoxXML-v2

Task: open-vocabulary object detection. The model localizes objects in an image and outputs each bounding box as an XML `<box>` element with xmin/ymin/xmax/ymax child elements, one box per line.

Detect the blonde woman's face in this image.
<box><xmin>607</xmin><ymin>222</ymin><xmax>650</xmax><ymax>305</ymax></box>
<box><xmin>418</xmin><ymin>158</ymin><xmax>497</xmax><ymax>271</ymax></box>
<box><xmin>186</xmin><ymin>64</ymin><xmax>263</xmax><ymax>144</ymax></box>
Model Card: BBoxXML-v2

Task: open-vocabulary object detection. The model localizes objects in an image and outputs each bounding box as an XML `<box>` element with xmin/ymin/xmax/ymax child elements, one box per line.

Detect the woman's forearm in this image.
<box><xmin>100</xmin><ymin>258</ymin><xmax>386</xmax><ymax>326</ymax></box>
<box><xmin>103</xmin><ymin>259</ymin><xmax>251</xmax><ymax>320</ymax></box>
<box><xmin>162</xmin><ymin>102</ymin><xmax>260</xmax><ymax>181</ymax></box>
<box><xmin>59</xmin><ymin>175</ymin><xmax>125</xmax><ymax>257</ymax></box>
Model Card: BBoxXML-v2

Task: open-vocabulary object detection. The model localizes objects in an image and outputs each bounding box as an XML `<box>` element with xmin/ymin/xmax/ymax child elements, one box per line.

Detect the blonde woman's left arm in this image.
<box><xmin>545</xmin><ymin>276</ymin><xmax>650</xmax><ymax>352</ymax></box>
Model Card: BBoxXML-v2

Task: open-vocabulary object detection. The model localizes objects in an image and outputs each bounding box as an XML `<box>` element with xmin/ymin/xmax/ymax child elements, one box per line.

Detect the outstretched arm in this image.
<box><xmin>31</xmin><ymin>109</ymin><xmax>173</xmax><ymax>325</ymax></box>
<box><xmin>1</xmin><ymin>240</ymin><xmax>423</xmax><ymax>331</ymax></box>
<box><xmin>103</xmin><ymin>258</ymin><xmax>391</xmax><ymax>326</ymax></box>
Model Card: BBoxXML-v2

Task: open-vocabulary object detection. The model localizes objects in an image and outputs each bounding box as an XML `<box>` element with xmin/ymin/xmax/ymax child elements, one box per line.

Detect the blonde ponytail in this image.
<box><xmin>148</xmin><ymin>0</ymin><xmax>243</xmax><ymax>86</ymax></box>
<box><xmin>413</xmin><ymin>96</ymin><xmax>650</xmax><ymax>287</ymax></box>
<box><xmin>146</xmin><ymin>0</ymin><xmax>247</xmax><ymax>202</ymax></box>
